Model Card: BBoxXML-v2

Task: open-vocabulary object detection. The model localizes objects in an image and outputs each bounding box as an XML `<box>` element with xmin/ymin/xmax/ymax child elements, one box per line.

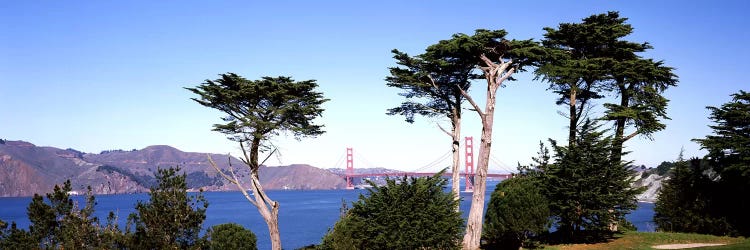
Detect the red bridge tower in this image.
<box><xmin>464</xmin><ymin>136</ymin><xmax>475</xmax><ymax>192</ymax></box>
<box><xmin>346</xmin><ymin>147</ymin><xmax>354</xmax><ymax>189</ymax></box>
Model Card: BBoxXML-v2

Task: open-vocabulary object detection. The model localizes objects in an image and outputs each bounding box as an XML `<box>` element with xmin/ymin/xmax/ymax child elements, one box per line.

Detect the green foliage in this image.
<box><xmin>28</xmin><ymin>181</ymin><xmax>109</xmax><ymax>249</ymax></box>
<box><xmin>386</xmin><ymin>42</ymin><xmax>475</xmax><ymax>123</ymax></box>
<box><xmin>541</xmin><ymin>120</ymin><xmax>642</xmax><ymax>242</ymax></box>
<box><xmin>537</xmin><ymin>11</ymin><xmax>677</xmax><ymax>155</ymax></box>
<box><xmin>320</xmin><ymin>172</ymin><xmax>464</xmax><ymax>250</ymax></box>
<box><xmin>126</xmin><ymin>167</ymin><xmax>208</xmax><ymax>249</ymax></box>
<box><xmin>206</xmin><ymin>223</ymin><xmax>257</xmax><ymax>250</ymax></box>
<box><xmin>655</xmin><ymin>161</ymin><xmax>675</xmax><ymax>176</ymax></box>
<box><xmin>0</xmin><ymin>220</ymin><xmax>36</xmax><ymax>249</ymax></box>
<box><xmin>654</xmin><ymin>158</ymin><xmax>733</xmax><ymax>235</ymax></box>
<box><xmin>385</xmin><ymin>28</ymin><xmax>541</xmax><ymax>122</ymax></box>
<box><xmin>659</xmin><ymin>90</ymin><xmax>750</xmax><ymax>237</ymax></box>
<box><xmin>0</xmin><ymin>180</ymin><xmax>122</xmax><ymax>249</ymax></box>
<box><xmin>186</xmin><ymin>73</ymin><xmax>329</xmax><ymax>148</ymax></box>
<box><xmin>702</xmin><ymin>90</ymin><xmax>750</xmax><ymax>236</ymax></box>
<box><xmin>483</xmin><ymin>177</ymin><xmax>550</xmax><ymax>249</ymax></box>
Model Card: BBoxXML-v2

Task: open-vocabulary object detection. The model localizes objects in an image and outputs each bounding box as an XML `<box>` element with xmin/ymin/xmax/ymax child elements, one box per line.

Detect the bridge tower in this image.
<box><xmin>464</xmin><ymin>136</ymin><xmax>474</xmax><ymax>192</ymax></box>
<box><xmin>346</xmin><ymin>147</ymin><xmax>354</xmax><ymax>189</ymax></box>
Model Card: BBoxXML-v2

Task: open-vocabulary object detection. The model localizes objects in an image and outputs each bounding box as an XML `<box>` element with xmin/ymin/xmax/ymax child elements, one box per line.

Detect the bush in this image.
<box><xmin>483</xmin><ymin>176</ymin><xmax>550</xmax><ymax>249</ymax></box>
<box><xmin>320</xmin><ymin>171</ymin><xmax>464</xmax><ymax>250</ymax></box>
<box><xmin>207</xmin><ymin>223</ymin><xmax>257</xmax><ymax>250</ymax></box>
<box><xmin>126</xmin><ymin>167</ymin><xmax>208</xmax><ymax>249</ymax></box>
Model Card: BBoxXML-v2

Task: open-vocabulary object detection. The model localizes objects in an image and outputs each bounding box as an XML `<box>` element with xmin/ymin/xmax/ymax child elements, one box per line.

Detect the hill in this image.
<box><xmin>0</xmin><ymin>140</ymin><xmax>346</xmax><ymax>197</ymax></box>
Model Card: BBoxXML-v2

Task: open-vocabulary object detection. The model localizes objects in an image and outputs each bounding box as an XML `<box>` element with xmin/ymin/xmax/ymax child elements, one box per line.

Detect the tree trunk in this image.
<box><xmin>451</xmin><ymin>111</ymin><xmax>462</xmax><ymax>211</ymax></box>
<box><xmin>462</xmin><ymin>113</ymin><xmax>493</xmax><ymax>249</ymax></box>
<box><xmin>568</xmin><ymin>86</ymin><xmax>578</xmax><ymax>146</ymax></box>
<box><xmin>460</xmin><ymin>54</ymin><xmax>515</xmax><ymax>250</ymax></box>
<box><xmin>248</xmin><ymin>139</ymin><xmax>282</xmax><ymax>250</ymax></box>
<box><xmin>462</xmin><ymin>72</ymin><xmax>500</xmax><ymax>249</ymax></box>
<box><xmin>249</xmin><ymin>171</ymin><xmax>281</xmax><ymax>250</ymax></box>
<box><xmin>611</xmin><ymin>84</ymin><xmax>629</xmax><ymax>163</ymax></box>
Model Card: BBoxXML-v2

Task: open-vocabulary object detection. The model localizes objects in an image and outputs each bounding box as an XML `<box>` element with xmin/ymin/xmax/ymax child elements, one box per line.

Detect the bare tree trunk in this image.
<box><xmin>451</xmin><ymin>116</ymin><xmax>462</xmax><ymax>211</ymax></box>
<box><xmin>207</xmin><ymin>139</ymin><xmax>283</xmax><ymax>250</ymax></box>
<box><xmin>459</xmin><ymin>54</ymin><xmax>515</xmax><ymax>250</ymax></box>
<box><xmin>463</xmin><ymin>110</ymin><xmax>494</xmax><ymax>249</ymax></box>
<box><xmin>250</xmin><ymin>172</ymin><xmax>282</xmax><ymax>250</ymax></box>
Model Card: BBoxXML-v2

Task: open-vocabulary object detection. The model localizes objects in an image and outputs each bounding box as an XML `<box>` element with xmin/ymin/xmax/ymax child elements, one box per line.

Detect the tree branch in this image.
<box><xmin>259</xmin><ymin>148</ymin><xmax>278</xmax><ymax>167</ymax></box>
<box><xmin>250</xmin><ymin>173</ymin><xmax>276</xmax><ymax>208</ymax></box>
<box><xmin>624</xmin><ymin>131</ymin><xmax>639</xmax><ymax>142</ymax></box>
<box><xmin>426</xmin><ymin>74</ymin><xmax>440</xmax><ymax>91</ymax></box>
<box><xmin>479</xmin><ymin>54</ymin><xmax>496</xmax><ymax>70</ymax></box>
<box><xmin>495</xmin><ymin>64</ymin><xmax>515</xmax><ymax>85</ymax></box>
<box><xmin>436</xmin><ymin>123</ymin><xmax>453</xmax><ymax>137</ymax></box>
<box><xmin>207</xmin><ymin>154</ymin><xmax>259</xmax><ymax>208</ymax></box>
<box><xmin>239</xmin><ymin>141</ymin><xmax>253</xmax><ymax>170</ymax></box>
<box><xmin>457</xmin><ymin>84</ymin><xmax>485</xmax><ymax>118</ymax></box>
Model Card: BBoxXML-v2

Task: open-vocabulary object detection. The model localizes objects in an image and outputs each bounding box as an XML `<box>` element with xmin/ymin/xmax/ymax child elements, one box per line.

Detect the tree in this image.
<box><xmin>537</xmin><ymin>13</ymin><xmax>610</xmax><ymax>145</ymax></box>
<box><xmin>126</xmin><ymin>167</ymin><xmax>208</xmax><ymax>249</ymax></box>
<box><xmin>424</xmin><ymin>29</ymin><xmax>539</xmax><ymax>249</ymax></box>
<box><xmin>320</xmin><ymin>172</ymin><xmax>464</xmax><ymax>250</ymax></box>
<box><xmin>386</xmin><ymin>41</ymin><xmax>478</xmax><ymax>208</ymax></box>
<box><xmin>187</xmin><ymin>73</ymin><xmax>329</xmax><ymax>250</ymax></box>
<box><xmin>538</xmin><ymin>11</ymin><xmax>677</xmax><ymax>155</ymax></box>
<box><xmin>0</xmin><ymin>181</ymin><xmax>118</xmax><ymax>249</ymax></box>
<box><xmin>206</xmin><ymin>223</ymin><xmax>257</xmax><ymax>250</ymax></box>
<box><xmin>654</xmin><ymin>158</ymin><xmax>732</xmax><ymax>234</ymax></box>
<box><xmin>25</xmin><ymin>181</ymin><xmax>106</xmax><ymax>249</ymax></box>
<box><xmin>483</xmin><ymin>176</ymin><xmax>549</xmax><ymax>250</ymax></box>
<box><xmin>0</xmin><ymin>220</ymin><xmax>35</xmax><ymax>249</ymax></box>
<box><xmin>543</xmin><ymin>120</ymin><xmax>641</xmax><ymax>242</ymax></box>
<box><xmin>693</xmin><ymin>90</ymin><xmax>750</xmax><ymax>236</ymax></box>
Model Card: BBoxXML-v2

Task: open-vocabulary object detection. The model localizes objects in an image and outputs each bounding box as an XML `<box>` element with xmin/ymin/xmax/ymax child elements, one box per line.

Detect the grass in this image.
<box><xmin>543</xmin><ymin>231</ymin><xmax>749</xmax><ymax>250</ymax></box>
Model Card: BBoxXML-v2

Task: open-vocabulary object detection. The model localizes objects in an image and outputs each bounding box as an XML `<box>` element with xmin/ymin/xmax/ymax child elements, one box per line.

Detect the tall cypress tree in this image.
<box><xmin>537</xmin><ymin>11</ymin><xmax>678</xmax><ymax>157</ymax></box>
<box><xmin>654</xmin><ymin>158</ymin><xmax>732</xmax><ymax>234</ymax></box>
<box><xmin>693</xmin><ymin>90</ymin><xmax>750</xmax><ymax>236</ymax></box>
<box><xmin>543</xmin><ymin>120</ymin><xmax>641</xmax><ymax>242</ymax></box>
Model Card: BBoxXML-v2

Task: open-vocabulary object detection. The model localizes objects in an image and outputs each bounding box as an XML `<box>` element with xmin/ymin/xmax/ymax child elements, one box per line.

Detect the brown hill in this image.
<box><xmin>0</xmin><ymin>140</ymin><xmax>347</xmax><ymax>197</ymax></box>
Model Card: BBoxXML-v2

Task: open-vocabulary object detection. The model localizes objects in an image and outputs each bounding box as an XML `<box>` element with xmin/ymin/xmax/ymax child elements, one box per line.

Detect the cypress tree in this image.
<box><xmin>543</xmin><ymin>120</ymin><xmax>641</xmax><ymax>242</ymax></box>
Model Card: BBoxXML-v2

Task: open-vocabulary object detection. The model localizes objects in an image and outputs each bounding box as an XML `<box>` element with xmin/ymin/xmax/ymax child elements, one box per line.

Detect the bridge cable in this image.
<box><xmin>410</xmin><ymin>150</ymin><xmax>452</xmax><ymax>173</ymax></box>
<box><xmin>331</xmin><ymin>151</ymin><xmax>345</xmax><ymax>169</ymax></box>
<box><xmin>355</xmin><ymin>151</ymin><xmax>380</xmax><ymax>169</ymax></box>
<box><xmin>489</xmin><ymin>154</ymin><xmax>516</xmax><ymax>173</ymax></box>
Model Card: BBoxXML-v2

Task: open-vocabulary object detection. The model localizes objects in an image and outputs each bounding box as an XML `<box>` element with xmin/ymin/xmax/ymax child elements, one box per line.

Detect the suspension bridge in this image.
<box><xmin>333</xmin><ymin>137</ymin><xmax>514</xmax><ymax>191</ymax></box>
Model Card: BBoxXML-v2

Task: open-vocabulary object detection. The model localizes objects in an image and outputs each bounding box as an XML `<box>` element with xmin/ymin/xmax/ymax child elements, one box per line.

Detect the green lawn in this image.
<box><xmin>543</xmin><ymin>231</ymin><xmax>749</xmax><ymax>250</ymax></box>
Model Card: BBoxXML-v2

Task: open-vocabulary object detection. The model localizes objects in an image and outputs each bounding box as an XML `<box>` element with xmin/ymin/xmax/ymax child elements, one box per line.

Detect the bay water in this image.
<box><xmin>0</xmin><ymin>181</ymin><xmax>655</xmax><ymax>249</ymax></box>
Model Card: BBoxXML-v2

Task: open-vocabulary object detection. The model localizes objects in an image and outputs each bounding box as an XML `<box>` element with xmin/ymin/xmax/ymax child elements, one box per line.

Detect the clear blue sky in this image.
<box><xmin>1</xmin><ymin>1</ymin><xmax>748</xmax><ymax>171</ymax></box>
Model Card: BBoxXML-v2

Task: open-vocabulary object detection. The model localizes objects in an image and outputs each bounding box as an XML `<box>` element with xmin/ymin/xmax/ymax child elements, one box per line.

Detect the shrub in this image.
<box><xmin>483</xmin><ymin>176</ymin><xmax>550</xmax><ymax>249</ymax></box>
<box><xmin>320</xmin><ymin>171</ymin><xmax>463</xmax><ymax>250</ymax></box>
<box><xmin>207</xmin><ymin>223</ymin><xmax>257</xmax><ymax>250</ymax></box>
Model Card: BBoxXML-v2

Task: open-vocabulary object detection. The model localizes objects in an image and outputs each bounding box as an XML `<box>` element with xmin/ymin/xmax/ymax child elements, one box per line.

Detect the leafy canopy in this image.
<box><xmin>186</xmin><ymin>73</ymin><xmax>329</xmax><ymax>145</ymax></box>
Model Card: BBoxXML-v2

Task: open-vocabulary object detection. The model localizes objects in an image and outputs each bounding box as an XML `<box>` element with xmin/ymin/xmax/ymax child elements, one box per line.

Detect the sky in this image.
<box><xmin>1</xmin><ymin>1</ymin><xmax>748</xmax><ymax>172</ymax></box>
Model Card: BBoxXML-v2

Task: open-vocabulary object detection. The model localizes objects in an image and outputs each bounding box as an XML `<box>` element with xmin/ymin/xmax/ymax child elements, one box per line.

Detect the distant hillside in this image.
<box><xmin>0</xmin><ymin>140</ymin><xmax>346</xmax><ymax>197</ymax></box>
<box><xmin>632</xmin><ymin>167</ymin><xmax>669</xmax><ymax>203</ymax></box>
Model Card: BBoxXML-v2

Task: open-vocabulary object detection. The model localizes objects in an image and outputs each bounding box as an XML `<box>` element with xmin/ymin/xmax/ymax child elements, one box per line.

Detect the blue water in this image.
<box><xmin>0</xmin><ymin>182</ymin><xmax>655</xmax><ymax>249</ymax></box>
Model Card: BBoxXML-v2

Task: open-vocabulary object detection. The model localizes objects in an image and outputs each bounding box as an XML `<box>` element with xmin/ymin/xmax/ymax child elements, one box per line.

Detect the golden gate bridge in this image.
<box><xmin>334</xmin><ymin>136</ymin><xmax>514</xmax><ymax>191</ymax></box>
